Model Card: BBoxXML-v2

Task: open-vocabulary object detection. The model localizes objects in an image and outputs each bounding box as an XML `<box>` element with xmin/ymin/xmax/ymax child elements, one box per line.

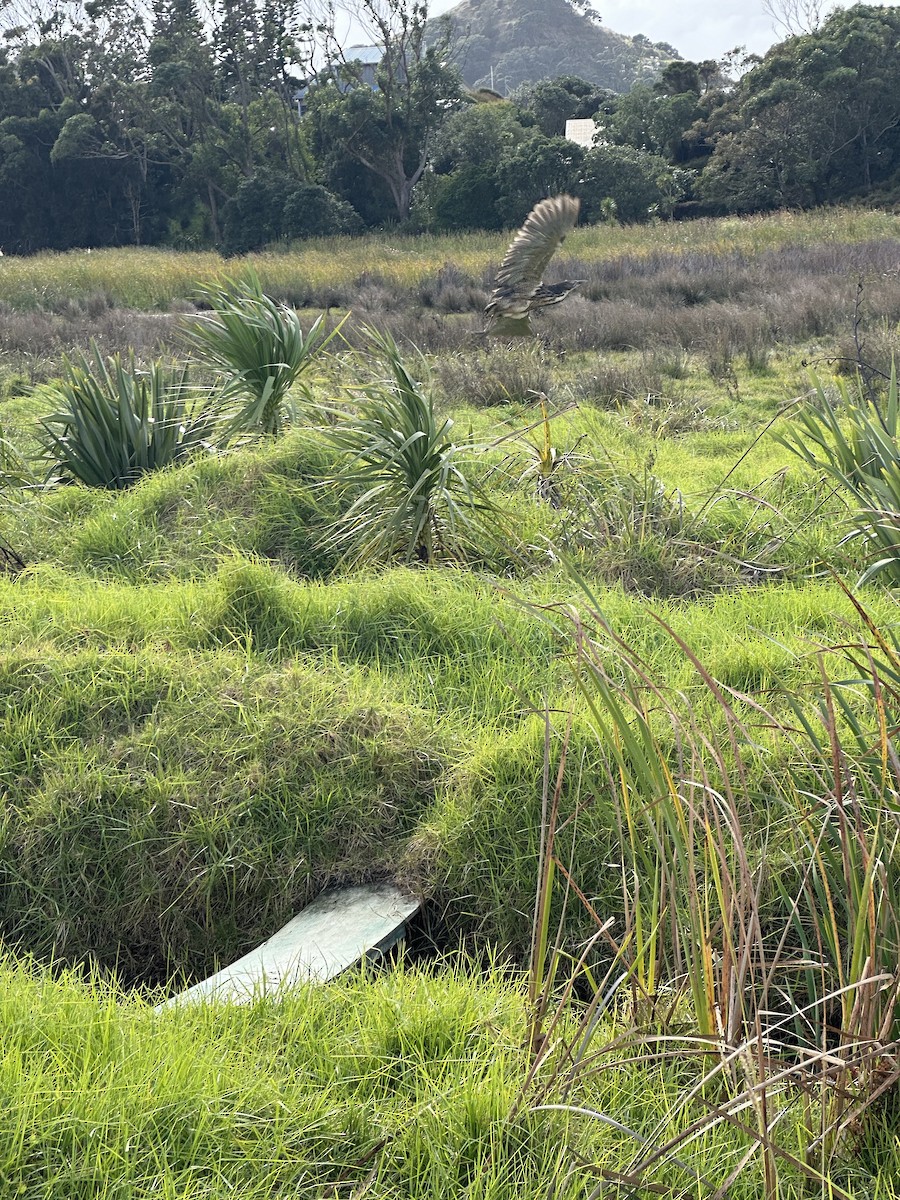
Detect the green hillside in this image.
<box><xmin>433</xmin><ymin>0</ymin><xmax>677</xmax><ymax>92</ymax></box>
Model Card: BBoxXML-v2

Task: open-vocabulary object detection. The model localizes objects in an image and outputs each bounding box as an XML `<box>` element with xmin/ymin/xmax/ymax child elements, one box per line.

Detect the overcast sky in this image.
<box><xmin>426</xmin><ymin>0</ymin><xmax>874</xmax><ymax>63</ymax></box>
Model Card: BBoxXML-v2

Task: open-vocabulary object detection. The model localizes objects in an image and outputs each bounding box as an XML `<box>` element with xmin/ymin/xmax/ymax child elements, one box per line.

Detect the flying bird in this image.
<box><xmin>484</xmin><ymin>195</ymin><xmax>583</xmax><ymax>337</ymax></box>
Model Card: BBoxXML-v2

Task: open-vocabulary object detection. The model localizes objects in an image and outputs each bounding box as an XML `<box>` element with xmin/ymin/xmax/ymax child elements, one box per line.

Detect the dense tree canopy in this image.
<box><xmin>304</xmin><ymin>0</ymin><xmax>464</xmax><ymax>221</ymax></box>
<box><xmin>699</xmin><ymin>4</ymin><xmax>900</xmax><ymax>211</ymax></box>
<box><xmin>1</xmin><ymin>1</ymin><xmax>900</xmax><ymax>251</ymax></box>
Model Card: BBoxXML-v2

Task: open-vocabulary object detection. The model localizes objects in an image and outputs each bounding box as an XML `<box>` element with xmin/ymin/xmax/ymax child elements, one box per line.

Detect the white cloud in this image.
<box><xmin>596</xmin><ymin>0</ymin><xmax>776</xmax><ymax>59</ymax></box>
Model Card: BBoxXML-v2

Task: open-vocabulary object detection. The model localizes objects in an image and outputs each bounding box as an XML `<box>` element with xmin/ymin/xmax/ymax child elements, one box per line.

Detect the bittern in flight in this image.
<box><xmin>484</xmin><ymin>195</ymin><xmax>583</xmax><ymax>336</ymax></box>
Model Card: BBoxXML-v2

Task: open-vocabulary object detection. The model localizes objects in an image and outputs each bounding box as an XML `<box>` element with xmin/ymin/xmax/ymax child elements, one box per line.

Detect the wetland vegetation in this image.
<box><xmin>2</xmin><ymin>207</ymin><xmax>900</xmax><ymax>1197</ymax></box>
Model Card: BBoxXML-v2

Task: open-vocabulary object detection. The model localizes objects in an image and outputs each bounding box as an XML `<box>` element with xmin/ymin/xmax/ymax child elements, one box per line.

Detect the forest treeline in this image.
<box><xmin>1</xmin><ymin>0</ymin><xmax>900</xmax><ymax>254</ymax></box>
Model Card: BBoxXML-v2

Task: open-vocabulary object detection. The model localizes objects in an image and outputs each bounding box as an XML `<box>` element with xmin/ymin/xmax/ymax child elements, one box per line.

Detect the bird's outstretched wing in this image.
<box><xmin>493</xmin><ymin>195</ymin><xmax>581</xmax><ymax>300</ymax></box>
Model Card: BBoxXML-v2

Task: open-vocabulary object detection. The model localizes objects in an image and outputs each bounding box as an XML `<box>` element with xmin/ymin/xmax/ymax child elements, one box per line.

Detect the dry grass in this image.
<box><xmin>2</xmin><ymin>222</ymin><xmax>899</xmax><ymax>375</ymax></box>
<box><xmin>433</xmin><ymin>343</ymin><xmax>554</xmax><ymax>408</ymax></box>
<box><xmin>0</xmin><ymin>307</ymin><xmax>184</xmax><ymax>378</ymax></box>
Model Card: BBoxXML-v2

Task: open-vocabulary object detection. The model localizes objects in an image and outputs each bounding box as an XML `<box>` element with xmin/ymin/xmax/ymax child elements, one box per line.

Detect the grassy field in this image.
<box><xmin>2</xmin><ymin>208</ymin><xmax>900</xmax><ymax>1197</ymax></box>
<box><xmin>11</xmin><ymin>959</ymin><xmax>873</xmax><ymax>1200</ymax></box>
<box><xmin>1</xmin><ymin>207</ymin><xmax>898</xmax><ymax>310</ymax></box>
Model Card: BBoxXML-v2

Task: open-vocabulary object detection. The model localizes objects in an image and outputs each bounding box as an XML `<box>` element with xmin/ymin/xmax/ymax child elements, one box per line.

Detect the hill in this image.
<box><xmin>431</xmin><ymin>0</ymin><xmax>678</xmax><ymax>93</ymax></box>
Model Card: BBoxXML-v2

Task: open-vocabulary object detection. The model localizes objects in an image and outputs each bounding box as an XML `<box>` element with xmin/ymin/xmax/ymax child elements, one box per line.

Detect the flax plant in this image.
<box><xmin>325</xmin><ymin>327</ymin><xmax>502</xmax><ymax>566</ymax></box>
<box><xmin>777</xmin><ymin>365</ymin><xmax>900</xmax><ymax>585</ymax></box>
<box><xmin>186</xmin><ymin>273</ymin><xmax>341</xmax><ymax>436</ymax></box>
<box><xmin>41</xmin><ymin>345</ymin><xmax>222</xmax><ymax>489</ymax></box>
<box><xmin>516</xmin><ymin>397</ymin><xmax>586</xmax><ymax>509</ymax></box>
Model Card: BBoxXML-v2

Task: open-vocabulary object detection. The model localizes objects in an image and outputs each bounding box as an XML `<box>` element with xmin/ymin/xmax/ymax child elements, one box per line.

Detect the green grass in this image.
<box><xmin>3</xmin><ymin>208</ymin><xmax>900</xmax><ymax>1197</ymax></box>
<box><xmin>0</xmin><ymin>391</ymin><xmax>857</xmax><ymax>589</ymax></box>
<box><xmin>0</xmin><ymin>960</ymin><xmax>558</xmax><ymax>1199</ymax></box>
<box><xmin>2</xmin><ymin>955</ymin><xmax>899</xmax><ymax>1198</ymax></box>
<box><xmin>1</xmin><ymin>554</ymin><xmax>896</xmax><ymax>974</ymax></box>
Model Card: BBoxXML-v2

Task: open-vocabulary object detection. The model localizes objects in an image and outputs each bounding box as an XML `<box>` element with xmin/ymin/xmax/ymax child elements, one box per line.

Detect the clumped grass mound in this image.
<box><xmin>0</xmin><ymin>645</ymin><xmax>445</xmax><ymax>981</ymax></box>
<box><xmin>421</xmin><ymin>714</ymin><xmax>621</xmax><ymax>954</ymax></box>
<box><xmin>8</xmin><ymin>432</ymin><xmax>342</xmax><ymax>581</ymax></box>
<box><xmin>2</xmin><ymin>404</ymin><xmax>850</xmax><ymax>592</ymax></box>
<box><xmin>2</xmin><ymin>557</ymin><xmax>896</xmax><ymax>980</ymax></box>
<box><xmin>0</xmin><ymin>960</ymin><xmax>576</xmax><ymax>1200</ymax></box>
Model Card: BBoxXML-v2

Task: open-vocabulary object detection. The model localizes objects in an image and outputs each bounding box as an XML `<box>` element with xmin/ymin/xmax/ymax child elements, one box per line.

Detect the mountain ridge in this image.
<box><xmin>431</xmin><ymin>0</ymin><xmax>679</xmax><ymax>94</ymax></box>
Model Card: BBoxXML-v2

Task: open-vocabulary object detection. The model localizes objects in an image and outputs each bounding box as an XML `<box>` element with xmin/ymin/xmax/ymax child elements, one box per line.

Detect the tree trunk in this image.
<box><xmin>207</xmin><ymin>181</ymin><xmax>222</xmax><ymax>243</ymax></box>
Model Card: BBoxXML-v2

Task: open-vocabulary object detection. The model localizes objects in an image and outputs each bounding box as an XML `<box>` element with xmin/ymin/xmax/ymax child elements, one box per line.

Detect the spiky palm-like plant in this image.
<box><xmin>186</xmin><ymin>273</ymin><xmax>340</xmax><ymax>436</ymax></box>
<box><xmin>326</xmin><ymin>328</ymin><xmax>500</xmax><ymax>566</ymax></box>
<box><xmin>42</xmin><ymin>344</ymin><xmax>221</xmax><ymax>489</ymax></box>
<box><xmin>777</xmin><ymin>366</ymin><xmax>900</xmax><ymax>584</ymax></box>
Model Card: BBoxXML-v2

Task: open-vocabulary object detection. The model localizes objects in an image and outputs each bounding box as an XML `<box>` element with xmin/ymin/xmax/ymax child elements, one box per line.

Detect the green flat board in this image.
<box><xmin>166</xmin><ymin>883</ymin><xmax>420</xmax><ymax>1006</ymax></box>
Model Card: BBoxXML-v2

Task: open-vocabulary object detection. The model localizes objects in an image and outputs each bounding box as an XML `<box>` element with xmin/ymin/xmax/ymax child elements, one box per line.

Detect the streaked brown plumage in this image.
<box><xmin>484</xmin><ymin>195</ymin><xmax>583</xmax><ymax>336</ymax></box>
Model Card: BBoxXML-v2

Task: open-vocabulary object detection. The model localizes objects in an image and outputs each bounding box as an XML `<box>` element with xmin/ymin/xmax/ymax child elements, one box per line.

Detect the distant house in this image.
<box><xmin>294</xmin><ymin>45</ymin><xmax>382</xmax><ymax>117</ymax></box>
<box><xmin>565</xmin><ymin>118</ymin><xmax>597</xmax><ymax>149</ymax></box>
<box><xmin>344</xmin><ymin>45</ymin><xmax>382</xmax><ymax>89</ymax></box>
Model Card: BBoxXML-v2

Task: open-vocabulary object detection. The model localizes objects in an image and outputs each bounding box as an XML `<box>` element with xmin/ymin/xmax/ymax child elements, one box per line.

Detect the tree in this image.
<box><xmin>699</xmin><ymin>5</ymin><xmax>900</xmax><ymax>211</ymax></box>
<box><xmin>698</xmin><ymin>88</ymin><xmax>832</xmax><ymax>211</ymax></box>
<box><xmin>304</xmin><ymin>0</ymin><xmax>463</xmax><ymax>221</ymax></box>
<box><xmin>655</xmin><ymin>59</ymin><xmax>701</xmax><ymax>97</ymax></box>
<box><xmin>566</xmin><ymin>0</ymin><xmax>602</xmax><ymax>24</ymax></box>
<box><xmin>221</xmin><ymin>169</ymin><xmax>359</xmax><ymax>250</ymax></box>
<box><xmin>509</xmin><ymin>75</ymin><xmax>611</xmax><ymax>138</ymax></box>
<box><xmin>495</xmin><ymin>131</ymin><xmax>583</xmax><ymax>226</ymax></box>
<box><xmin>147</xmin><ymin>0</ymin><xmax>232</xmax><ymax>241</ymax></box>
<box><xmin>426</xmin><ymin>163</ymin><xmax>503</xmax><ymax>230</ymax></box>
<box><xmin>602</xmin><ymin>83</ymin><xmax>701</xmax><ymax>162</ymax></box>
<box><xmin>422</xmin><ymin>101</ymin><xmax>528</xmax><ymax>230</ymax></box>
<box><xmin>762</xmin><ymin>0</ymin><xmax>830</xmax><ymax>37</ymax></box>
<box><xmin>0</xmin><ymin>20</ymin><xmax>156</xmax><ymax>251</ymax></box>
<box><xmin>579</xmin><ymin>144</ymin><xmax>678</xmax><ymax>223</ymax></box>
<box><xmin>430</xmin><ymin>99</ymin><xmax>528</xmax><ymax>172</ymax></box>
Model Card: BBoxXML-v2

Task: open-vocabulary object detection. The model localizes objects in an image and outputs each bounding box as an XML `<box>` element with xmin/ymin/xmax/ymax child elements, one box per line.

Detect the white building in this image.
<box><xmin>565</xmin><ymin>118</ymin><xmax>597</xmax><ymax>149</ymax></box>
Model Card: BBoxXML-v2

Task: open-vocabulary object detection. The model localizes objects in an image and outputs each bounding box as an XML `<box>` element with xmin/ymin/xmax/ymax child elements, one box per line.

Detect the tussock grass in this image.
<box><xmin>1</xmin><ymin>554</ymin><xmax>895</xmax><ymax>976</ymax></box>
<box><xmin>0</xmin><ymin>641</ymin><xmax>446</xmax><ymax>980</ymax></box>
<box><xmin>1</xmin><ymin>397</ymin><xmax>855</xmax><ymax>590</ymax></box>
<box><xmin>7</xmin><ymin>954</ymin><xmax>861</xmax><ymax>1200</ymax></box>
<box><xmin>518</xmin><ymin>581</ymin><xmax>900</xmax><ymax>1197</ymax></box>
<box><xmin>434</xmin><ymin>343</ymin><xmax>554</xmax><ymax>408</ymax></box>
<box><xmin>2</xmin><ymin>209</ymin><xmax>898</xmax><ymax>313</ymax></box>
<box><xmin>2</xmin><ymin>945</ymin><xmax>898</xmax><ymax>1198</ymax></box>
<box><xmin>0</xmin><ymin>960</ymin><xmax>570</xmax><ymax>1199</ymax></box>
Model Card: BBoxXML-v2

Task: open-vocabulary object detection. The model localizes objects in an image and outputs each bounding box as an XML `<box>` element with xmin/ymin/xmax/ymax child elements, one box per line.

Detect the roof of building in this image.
<box><xmin>346</xmin><ymin>44</ymin><xmax>382</xmax><ymax>65</ymax></box>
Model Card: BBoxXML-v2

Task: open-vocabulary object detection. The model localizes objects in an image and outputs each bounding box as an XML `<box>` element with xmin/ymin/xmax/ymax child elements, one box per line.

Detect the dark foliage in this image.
<box><xmin>222</xmin><ymin>171</ymin><xmax>360</xmax><ymax>252</ymax></box>
<box><xmin>2</xmin><ymin>2</ymin><xmax>900</xmax><ymax>251</ymax></box>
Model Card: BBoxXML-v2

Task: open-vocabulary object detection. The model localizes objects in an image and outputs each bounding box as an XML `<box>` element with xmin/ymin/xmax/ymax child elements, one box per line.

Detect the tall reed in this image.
<box><xmin>518</xmin><ymin>580</ymin><xmax>900</xmax><ymax>1196</ymax></box>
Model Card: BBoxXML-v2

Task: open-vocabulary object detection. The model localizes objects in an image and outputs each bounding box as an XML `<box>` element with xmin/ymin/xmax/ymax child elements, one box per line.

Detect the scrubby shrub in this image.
<box><xmin>283</xmin><ymin>184</ymin><xmax>362</xmax><ymax>240</ymax></box>
<box><xmin>430</xmin><ymin>165</ymin><xmax>505</xmax><ymax>232</ymax></box>
<box><xmin>495</xmin><ymin>134</ymin><xmax>584</xmax><ymax>227</ymax></box>
<box><xmin>579</xmin><ymin>145</ymin><xmax>673</xmax><ymax>224</ymax></box>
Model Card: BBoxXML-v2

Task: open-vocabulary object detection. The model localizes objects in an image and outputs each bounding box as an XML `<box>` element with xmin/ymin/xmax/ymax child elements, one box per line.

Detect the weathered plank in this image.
<box><xmin>165</xmin><ymin>883</ymin><xmax>420</xmax><ymax>1006</ymax></box>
